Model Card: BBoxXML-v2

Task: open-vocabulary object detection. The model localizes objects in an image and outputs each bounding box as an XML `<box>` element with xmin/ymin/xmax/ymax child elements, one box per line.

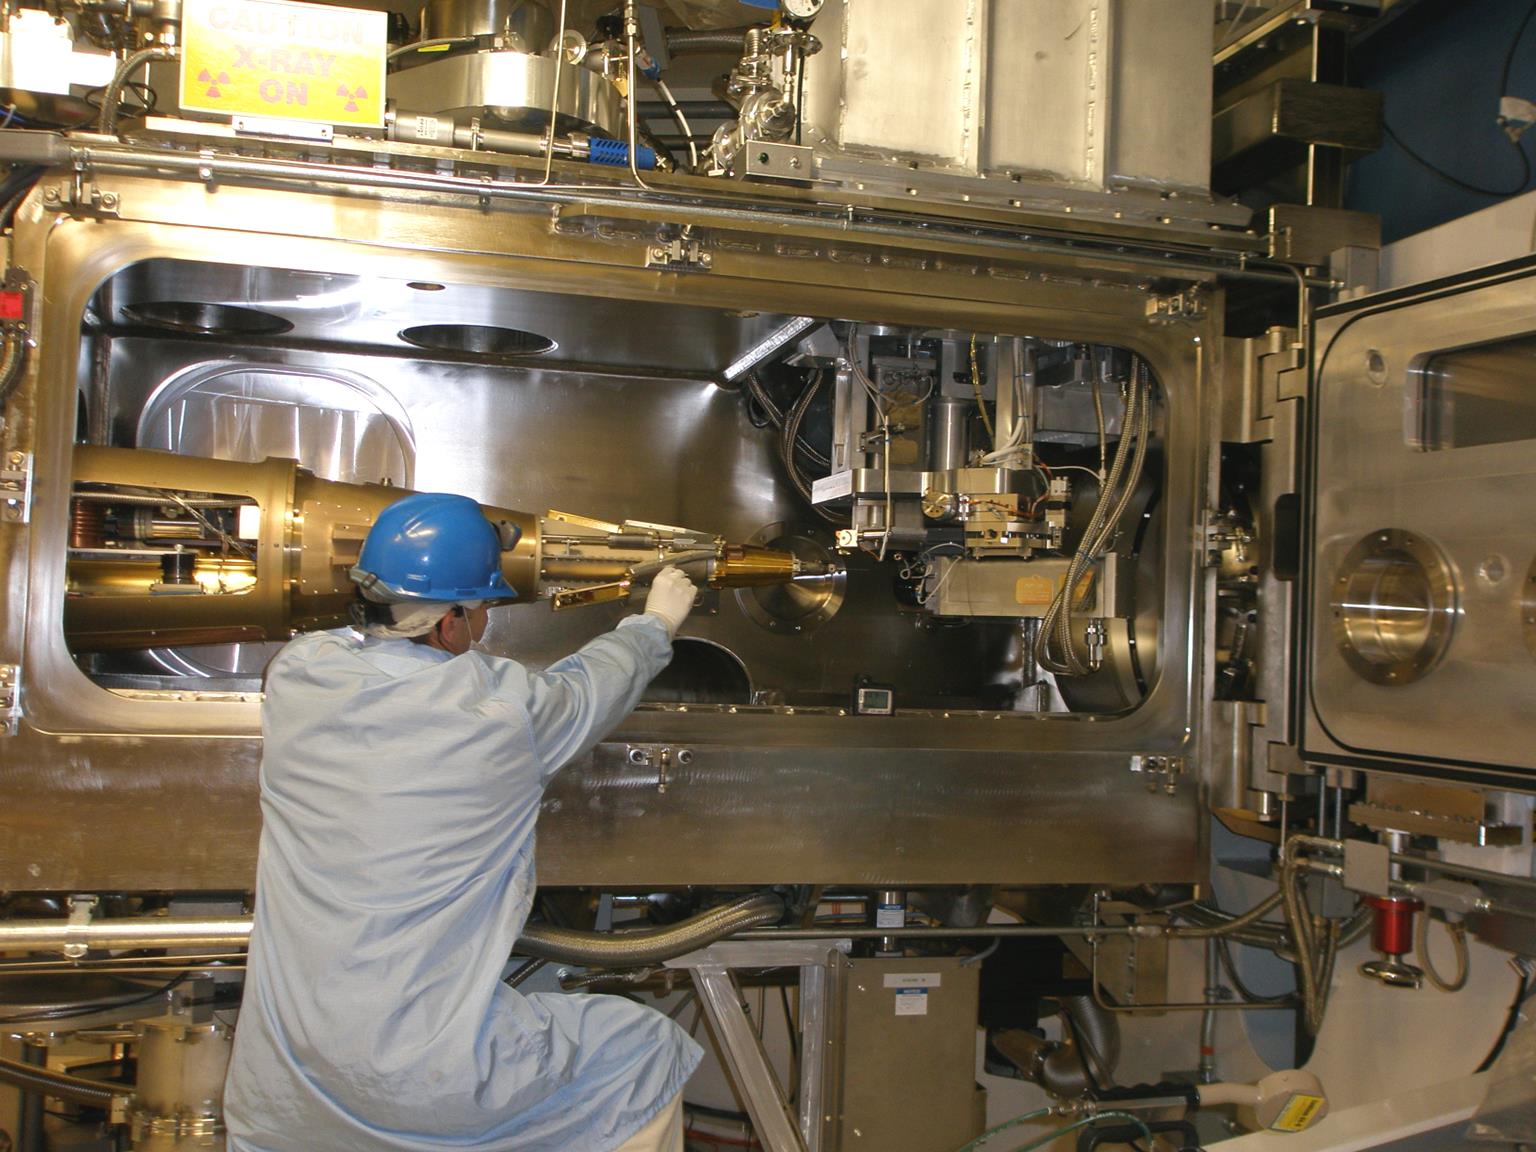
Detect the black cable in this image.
<box><xmin>1383</xmin><ymin>120</ymin><xmax>1531</xmax><ymax>197</ymax></box>
<box><xmin>1381</xmin><ymin>3</ymin><xmax>1536</xmax><ymax>202</ymax></box>
<box><xmin>1476</xmin><ymin>970</ymin><xmax>1531</xmax><ymax>1074</ymax></box>
<box><xmin>1501</xmin><ymin>0</ymin><xmax>1536</xmax><ymax>106</ymax></box>
<box><xmin>0</xmin><ymin>974</ymin><xmax>186</xmax><ymax>1025</ymax></box>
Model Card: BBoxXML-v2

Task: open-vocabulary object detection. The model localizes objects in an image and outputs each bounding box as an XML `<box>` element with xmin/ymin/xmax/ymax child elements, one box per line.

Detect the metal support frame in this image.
<box><xmin>666</xmin><ymin>939</ymin><xmax>850</xmax><ymax>1152</ymax></box>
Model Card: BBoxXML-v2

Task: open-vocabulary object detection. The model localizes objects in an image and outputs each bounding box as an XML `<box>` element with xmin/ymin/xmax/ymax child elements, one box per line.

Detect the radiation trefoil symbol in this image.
<box><xmin>198</xmin><ymin>68</ymin><xmax>231</xmax><ymax>98</ymax></box>
<box><xmin>336</xmin><ymin>84</ymin><xmax>368</xmax><ymax>113</ymax></box>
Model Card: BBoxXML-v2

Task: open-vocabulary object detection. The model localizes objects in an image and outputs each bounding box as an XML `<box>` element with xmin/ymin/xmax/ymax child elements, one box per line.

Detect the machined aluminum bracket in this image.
<box><xmin>666</xmin><ymin>940</ymin><xmax>851</xmax><ymax>1152</ymax></box>
<box><xmin>1</xmin><ymin>449</ymin><xmax>31</xmax><ymax>522</ymax></box>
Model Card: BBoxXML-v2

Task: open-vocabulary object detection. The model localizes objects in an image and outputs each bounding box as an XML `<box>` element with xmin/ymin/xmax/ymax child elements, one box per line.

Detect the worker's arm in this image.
<box><xmin>506</xmin><ymin>569</ymin><xmax>697</xmax><ymax>781</ymax></box>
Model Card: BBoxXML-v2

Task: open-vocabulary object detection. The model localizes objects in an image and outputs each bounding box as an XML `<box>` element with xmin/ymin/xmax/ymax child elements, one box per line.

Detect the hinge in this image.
<box><xmin>41</xmin><ymin>176</ymin><xmax>121</xmax><ymax>218</ymax></box>
<box><xmin>0</xmin><ymin>663</ymin><xmax>20</xmax><ymax>736</ymax></box>
<box><xmin>645</xmin><ymin>231</ymin><xmax>713</xmax><ymax>272</ymax></box>
<box><xmin>1130</xmin><ymin>754</ymin><xmax>1184</xmax><ymax>795</ymax></box>
<box><xmin>1</xmin><ymin>449</ymin><xmax>31</xmax><ymax>523</ymax></box>
<box><xmin>1145</xmin><ymin>289</ymin><xmax>1207</xmax><ymax>325</ymax></box>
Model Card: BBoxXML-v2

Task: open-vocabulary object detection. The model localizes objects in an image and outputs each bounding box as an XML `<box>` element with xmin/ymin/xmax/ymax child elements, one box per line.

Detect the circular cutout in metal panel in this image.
<box><xmin>735</xmin><ymin>525</ymin><xmax>845</xmax><ymax>633</ymax></box>
<box><xmin>1331</xmin><ymin>528</ymin><xmax>1457</xmax><ymax>685</ymax></box>
<box><xmin>642</xmin><ymin>638</ymin><xmax>752</xmax><ymax>705</ymax></box>
<box><xmin>399</xmin><ymin>322</ymin><xmax>555</xmax><ymax>358</ymax></box>
<box><xmin>120</xmin><ymin>301</ymin><xmax>294</xmax><ymax>336</ymax></box>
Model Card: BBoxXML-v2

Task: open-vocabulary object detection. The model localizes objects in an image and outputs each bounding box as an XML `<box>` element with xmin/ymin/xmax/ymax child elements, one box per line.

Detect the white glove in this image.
<box><xmin>643</xmin><ymin>566</ymin><xmax>697</xmax><ymax>638</ymax></box>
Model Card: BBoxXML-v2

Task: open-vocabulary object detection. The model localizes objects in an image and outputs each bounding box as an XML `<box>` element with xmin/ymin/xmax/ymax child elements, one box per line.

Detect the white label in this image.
<box><xmin>883</xmin><ymin>972</ymin><xmax>942</xmax><ymax>989</ymax></box>
<box><xmin>237</xmin><ymin>505</ymin><xmax>262</xmax><ymax>540</ymax></box>
<box><xmin>874</xmin><ymin>903</ymin><xmax>904</xmax><ymax>929</ymax></box>
<box><xmin>811</xmin><ymin>470</ymin><xmax>855</xmax><ymax>502</ymax></box>
<box><xmin>894</xmin><ymin>988</ymin><xmax>928</xmax><ymax>1016</ymax></box>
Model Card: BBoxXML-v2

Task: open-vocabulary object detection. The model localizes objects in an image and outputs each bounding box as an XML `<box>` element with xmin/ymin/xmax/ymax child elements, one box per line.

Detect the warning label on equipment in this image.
<box><xmin>1271</xmin><ymin>1094</ymin><xmax>1324</xmax><ymax>1132</ymax></box>
<box><xmin>179</xmin><ymin>0</ymin><xmax>387</xmax><ymax>127</ymax></box>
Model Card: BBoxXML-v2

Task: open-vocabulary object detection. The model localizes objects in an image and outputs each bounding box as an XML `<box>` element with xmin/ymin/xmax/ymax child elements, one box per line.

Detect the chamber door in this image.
<box><xmin>1303</xmin><ymin>259</ymin><xmax>1536</xmax><ymax>784</ymax></box>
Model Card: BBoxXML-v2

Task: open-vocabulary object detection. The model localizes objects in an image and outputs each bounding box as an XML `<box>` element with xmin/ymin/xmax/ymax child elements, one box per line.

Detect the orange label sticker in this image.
<box><xmin>179</xmin><ymin>0</ymin><xmax>387</xmax><ymax>127</ymax></box>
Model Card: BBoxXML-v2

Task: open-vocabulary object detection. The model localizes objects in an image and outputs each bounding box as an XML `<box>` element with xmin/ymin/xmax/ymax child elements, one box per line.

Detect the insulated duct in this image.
<box><xmin>1039</xmin><ymin>995</ymin><xmax>1121</xmax><ymax>1098</ymax></box>
<box><xmin>516</xmin><ymin>892</ymin><xmax>785</xmax><ymax>965</ymax></box>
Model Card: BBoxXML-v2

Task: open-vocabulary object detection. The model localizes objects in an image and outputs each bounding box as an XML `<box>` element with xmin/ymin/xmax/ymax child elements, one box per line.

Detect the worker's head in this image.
<box><xmin>348</xmin><ymin>492</ymin><xmax>513</xmax><ymax>651</ymax></box>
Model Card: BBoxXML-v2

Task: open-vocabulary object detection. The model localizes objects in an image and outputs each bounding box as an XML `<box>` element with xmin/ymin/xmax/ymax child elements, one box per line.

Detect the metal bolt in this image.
<box><xmin>676</xmin><ymin>749</ymin><xmax>694</xmax><ymax>766</ymax></box>
<box><xmin>650</xmin><ymin>246</ymin><xmax>666</xmax><ymax>260</ymax></box>
<box><xmin>42</xmin><ymin>187</ymin><xmax>58</xmax><ymax>202</ymax></box>
<box><xmin>99</xmin><ymin>192</ymin><xmax>118</xmax><ymax>208</ymax></box>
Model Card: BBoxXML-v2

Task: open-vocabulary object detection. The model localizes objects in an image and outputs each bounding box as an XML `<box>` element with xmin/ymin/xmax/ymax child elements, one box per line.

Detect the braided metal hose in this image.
<box><xmin>0</xmin><ymin>1055</ymin><xmax>126</xmax><ymax>1107</ymax></box>
<box><xmin>515</xmin><ymin>892</ymin><xmax>784</xmax><ymax>966</ymax></box>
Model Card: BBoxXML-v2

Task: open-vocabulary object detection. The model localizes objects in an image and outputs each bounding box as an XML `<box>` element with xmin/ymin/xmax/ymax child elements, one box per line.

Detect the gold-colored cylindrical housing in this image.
<box><xmin>709</xmin><ymin>545</ymin><xmax>800</xmax><ymax>588</ymax></box>
<box><xmin>64</xmin><ymin>447</ymin><xmax>540</xmax><ymax>650</ymax></box>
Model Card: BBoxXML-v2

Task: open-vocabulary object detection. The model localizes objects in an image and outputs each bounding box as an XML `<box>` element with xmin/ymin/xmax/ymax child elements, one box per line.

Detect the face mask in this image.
<box><xmin>458</xmin><ymin>605</ymin><xmax>488</xmax><ymax>655</ymax></box>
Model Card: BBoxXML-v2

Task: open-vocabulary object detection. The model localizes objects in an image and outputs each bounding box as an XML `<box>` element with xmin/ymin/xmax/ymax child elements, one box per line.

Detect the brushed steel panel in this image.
<box><xmin>1307</xmin><ymin>265</ymin><xmax>1536</xmax><ymax>777</ymax></box>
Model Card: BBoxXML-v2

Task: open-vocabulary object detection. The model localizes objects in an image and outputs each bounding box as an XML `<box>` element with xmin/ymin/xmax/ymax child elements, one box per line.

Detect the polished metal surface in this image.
<box><xmin>386</xmin><ymin>49</ymin><xmax>621</xmax><ymax>135</ymax></box>
<box><xmin>734</xmin><ymin>526</ymin><xmax>844</xmax><ymax>634</ymax></box>
<box><xmin>1330</xmin><ymin>528</ymin><xmax>1456</xmax><ymax>686</ymax></box>
<box><xmin>1307</xmin><ymin>264</ymin><xmax>1536</xmax><ymax>779</ymax></box>
<box><xmin>0</xmin><ymin>168</ymin><xmax>1211</xmax><ymax>891</ymax></box>
<box><xmin>98</xmin><ymin>258</ymin><xmax>795</xmax><ymax>379</ymax></box>
<box><xmin>419</xmin><ymin>0</ymin><xmax>554</xmax><ymax>46</ymax></box>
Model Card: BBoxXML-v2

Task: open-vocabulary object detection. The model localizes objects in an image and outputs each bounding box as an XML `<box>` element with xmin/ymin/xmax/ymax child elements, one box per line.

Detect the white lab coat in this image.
<box><xmin>224</xmin><ymin>615</ymin><xmax>702</xmax><ymax>1151</ymax></box>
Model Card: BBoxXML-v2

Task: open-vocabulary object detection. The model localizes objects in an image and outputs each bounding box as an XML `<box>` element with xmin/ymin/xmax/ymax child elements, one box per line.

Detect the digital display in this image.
<box><xmin>856</xmin><ymin>687</ymin><xmax>894</xmax><ymax>715</ymax></box>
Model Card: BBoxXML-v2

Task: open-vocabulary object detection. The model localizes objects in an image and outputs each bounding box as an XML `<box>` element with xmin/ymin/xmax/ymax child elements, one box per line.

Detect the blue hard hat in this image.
<box><xmin>350</xmin><ymin>492</ymin><xmax>516</xmax><ymax>603</ymax></box>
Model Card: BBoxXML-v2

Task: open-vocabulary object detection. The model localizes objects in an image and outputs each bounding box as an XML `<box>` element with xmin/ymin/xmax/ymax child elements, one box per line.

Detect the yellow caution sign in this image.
<box><xmin>179</xmin><ymin>0</ymin><xmax>387</xmax><ymax>128</ymax></box>
<box><xmin>1271</xmin><ymin>1094</ymin><xmax>1326</xmax><ymax>1133</ymax></box>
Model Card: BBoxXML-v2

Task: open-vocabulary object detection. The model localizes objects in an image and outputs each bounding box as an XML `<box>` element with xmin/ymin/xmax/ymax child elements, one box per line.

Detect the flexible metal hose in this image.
<box><xmin>0</xmin><ymin>330</ymin><xmax>27</xmax><ymax>412</ymax></box>
<box><xmin>665</xmin><ymin>29</ymin><xmax>749</xmax><ymax>54</ymax></box>
<box><xmin>1279</xmin><ymin>836</ymin><xmax>1330</xmax><ymax>1035</ymax></box>
<box><xmin>0</xmin><ymin>1054</ymin><xmax>127</xmax><ymax>1107</ymax></box>
<box><xmin>1416</xmin><ymin>912</ymin><xmax>1470</xmax><ymax>993</ymax></box>
<box><xmin>1044</xmin><ymin>373</ymin><xmax>1140</xmax><ymax>672</ymax></box>
<box><xmin>1038</xmin><ymin>994</ymin><xmax>1120</xmax><ymax>1097</ymax></box>
<box><xmin>1170</xmin><ymin>892</ymin><xmax>1286</xmax><ymax>939</ymax></box>
<box><xmin>98</xmin><ymin>45</ymin><xmax>178</xmax><ymax>135</ymax></box>
<box><xmin>515</xmin><ymin>892</ymin><xmax>784</xmax><ymax>966</ymax></box>
<box><xmin>1037</xmin><ymin>364</ymin><xmax>1148</xmax><ymax>674</ymax></box>
<box><xmin>628</xmin><ymin>549</ymin><xmax>718</xmax><ymax>580</ymax></box>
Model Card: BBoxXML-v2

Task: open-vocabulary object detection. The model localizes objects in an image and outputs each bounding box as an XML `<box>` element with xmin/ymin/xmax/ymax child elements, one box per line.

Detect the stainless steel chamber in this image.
<box><xmin>0</xmin><ymin>156</ymin><xmax>1220</xmax><ymax>891</ymax></box>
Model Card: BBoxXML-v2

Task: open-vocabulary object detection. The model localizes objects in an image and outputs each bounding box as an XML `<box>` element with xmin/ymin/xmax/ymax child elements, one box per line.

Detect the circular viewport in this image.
<box><xmin>120</xmin><ymin>301</ymin><xmax>294</xmax><ymax>336</ymax></box>
<box><xmin>398</xmin><ymin>323</ymin><xmax>555</xmax><ymax>358</ymax></box>
<box><xmin>1331</xmin><ymin>528</ymin><xmax>1457</xmax><ymax>686</ymax></box>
